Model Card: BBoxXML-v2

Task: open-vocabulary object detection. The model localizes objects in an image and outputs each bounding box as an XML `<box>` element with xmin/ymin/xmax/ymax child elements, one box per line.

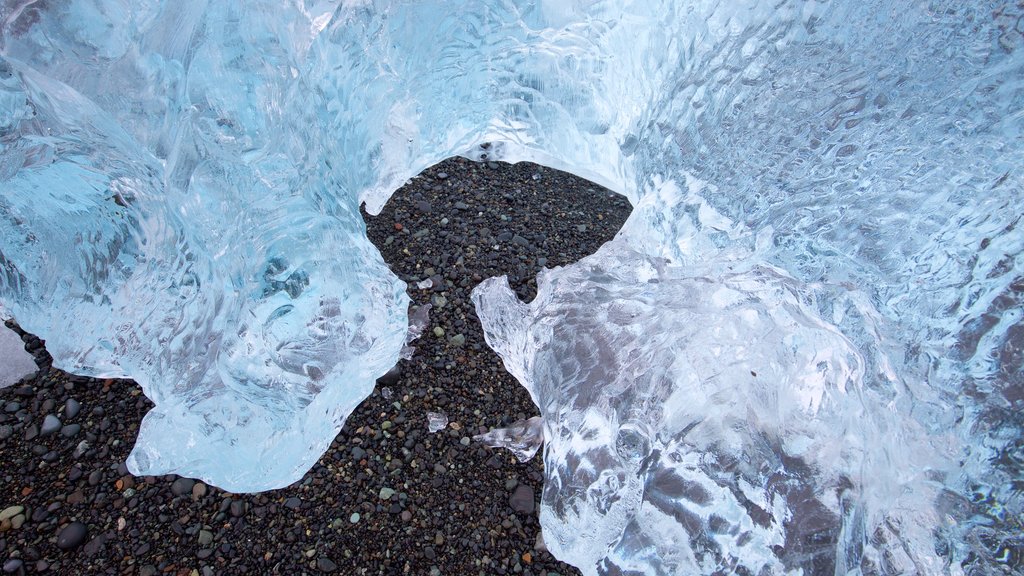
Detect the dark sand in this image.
<box><xmin>0</xmin><ymin>157</ymin><xmax>630</xmax><ymax>575</ymax></box>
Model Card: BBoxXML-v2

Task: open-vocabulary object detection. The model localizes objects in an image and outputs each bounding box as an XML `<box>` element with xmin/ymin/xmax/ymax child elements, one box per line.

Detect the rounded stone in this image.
<box><xmin>56</xmin><ymin>521</ymin><xmax>88</xmax><ymax>550</ymax></box>
<box><xmin>170</xmin><ymin>477</ymin><xmax>195</xmax><ymax>497</ymax></box>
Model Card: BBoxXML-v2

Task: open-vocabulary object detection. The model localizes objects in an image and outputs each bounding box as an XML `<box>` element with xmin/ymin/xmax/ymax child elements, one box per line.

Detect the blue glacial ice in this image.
<box><xmin>1</xmin><ymin>0</ymin><xmax>1022</xmax><ymax>573</ymax></box>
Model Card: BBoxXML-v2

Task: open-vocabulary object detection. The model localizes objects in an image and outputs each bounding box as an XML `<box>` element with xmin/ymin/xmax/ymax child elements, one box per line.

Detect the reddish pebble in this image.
<box><xmin>394</xmin><ymin>223</ymin><xmax>403</xmax><ymax>231</ymax></box>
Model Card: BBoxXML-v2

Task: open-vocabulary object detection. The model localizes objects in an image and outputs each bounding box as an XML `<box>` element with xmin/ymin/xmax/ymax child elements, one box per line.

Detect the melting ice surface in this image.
<box><xmin>0</xmin><ymin>0</ymin><xmax>1021</xmax><ymax>573</ymax></box>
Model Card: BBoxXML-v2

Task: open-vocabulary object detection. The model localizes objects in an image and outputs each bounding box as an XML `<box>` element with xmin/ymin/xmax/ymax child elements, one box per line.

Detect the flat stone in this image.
<box><xmin>60</xmin><ymin>423</ymin><xmax>81</xmax><ymax>437</ymax></box>
<box><xmin>284</xmin><ymin>496</ymin><xmax>302</xmax><ymax>509</ymax></box>
<box><xmin>317</xmin><ymin>557</ymin><xmax>338</xmax><ymax>573</ymax></box>
<box><xmin>198</xmin><ymin>529</ymin><xmax>213</xmax><ymax>546</ymax></box>
<box><xmin>378</xmin><ymin>487</ymin><xmax>395</xmax><ymax>500</ymax></box>
<box><xmin>3</xmin><ymin>559</ymin><xmax>23</xmax><ymax>574</ymax></box>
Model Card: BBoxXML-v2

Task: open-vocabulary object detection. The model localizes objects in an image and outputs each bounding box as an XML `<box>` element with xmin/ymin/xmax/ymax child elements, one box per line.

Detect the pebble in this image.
<box><xmin>40</xmin><ymin>414</ymin><xmax>61</xmax><ymax>436</ymax></box>
<box><xmin>378</xmin><ymin>487</ymin><xmax>395</xmax><ymax>500</ymax></box>
<box><xmin>198</xmin><ymin>530</ymin><xmax>214</xmax><ymax>546</ymax></box>
<box><xmin>0</xmin><ymin>425</ymin><xmax>11</xmax><ymax>440</ymax></box>
<box><xmin>0</xmin><ymin>506</ymin><xmax>23</xmax><ymax>521</ymax></box>
<box><xmin>351</xmin><ymin>446</ymin><xmax>367</xmax><ymax>460</ymax></box>
<box><xmin>317</xmin><ymin>557</ymin><xmax>338</xmax><ymax>573</ymax></box>
<box><xmin>284</xmin><ymin>496</ymin><xmax>302</xmax><ymax>509</ymax></box>
<box><xmin>192</xmin><ymin>483</ymin><xmax>208</xmax><ymax>499</ymax></box>
<box><xmin>376</xmin><ymin>365</ymin><xmax>401</xmax><ymax>386</ymax></box>
<box><xmin>60</xmin><ymin>423</ymin><xmax>81</xmax><ymax>437</ymax></box>
<box><xmin>509</xmin><ymin>485</ymin><xmax>536</xmax><ymax>514</ymax></box>
<box><xmin>349</xmin><ymin>512</ymin><xmax>360</xmax><ymax>524</ymax></box>
<box><xmin>170</xmin><ymin>477</ymin><xmax>195</xmax><ymax>496</ymax></box>
<box><xmin>459</xmin><ymin>437</ymin><xmax>470</xmax><ymax>446</ymax></box>
<box><xmin>229</xmin><ymin>500</ymin><xmax>246</xmax><ymax>518</ymax></box>
<box><xmin>433</xmin><ymin>326</ymin><xmax>445</xmax><ymax>338</ymax></box>
<box><xmin>56</xmin><ymin>521</ymin><xmax>88</xmax><ymax>549</ymax></box>
<box><xmin>65</xmin><ymin>398</ymin><xmax>81</xmax><ymax>418</ymax></box>
<box><xmin>2</xmin><ymin>559</ymin><xmax>23</xmax><ymax>574</ymax></box>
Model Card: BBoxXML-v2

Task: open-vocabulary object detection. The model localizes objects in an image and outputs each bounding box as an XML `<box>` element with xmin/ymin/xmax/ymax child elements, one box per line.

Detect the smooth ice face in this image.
<box><xmin>474</xmin><ymin>208</ymin><xmax>951</xmax><ymax>573</ymax></box>
<box><xmin>1</xmin><ymin>0</ymin><xmax>1021</xmax><ymax>572</ymax></box>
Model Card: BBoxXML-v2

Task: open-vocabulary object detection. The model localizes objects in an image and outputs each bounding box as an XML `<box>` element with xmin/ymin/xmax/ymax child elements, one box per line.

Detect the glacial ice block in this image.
<box><xmin>1</xmin><ymin>0</ymin><xmax>1022</xmax><ymax>572</ymax></box>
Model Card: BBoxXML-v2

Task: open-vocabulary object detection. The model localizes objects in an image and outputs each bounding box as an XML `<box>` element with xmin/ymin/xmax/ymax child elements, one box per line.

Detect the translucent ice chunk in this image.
<box><xmin>473</xmin><ymin>416</ymin><xmax>544</xmax><ymax>462</ymax></box>
<box><xmin>426</xmin><ymin>411</ymin><xmax>448</xmax><ymax>433</ymax></box>
<box><xmin>474</xmin><ymin>234</ymin><xmax>951</xmax><ymax>574</ymax></box>
<box><xmin>0</xmin><ymin>324</ymin><xmax>36</xmax><ymax>388</ymax></box>
<box><xmin>0</xmin><ymin>1</ymin><xmax>1020</xmax><ymax>572</ymax></box>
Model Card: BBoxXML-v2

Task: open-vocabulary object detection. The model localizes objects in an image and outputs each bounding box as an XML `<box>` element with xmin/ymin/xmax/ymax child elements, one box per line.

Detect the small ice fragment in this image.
<box><xmin>427</xmin><ymin>411</ymin><xmax>448</xmax><ymax>433</ymax></box>
<box><xmin>381</xmin><ymin>387</ymin><xmax>392</xmax><ymax>399</ymax></box>
<box><xmin>473</xmin><ymin>416</ymin><xmax>544</xmax><ymax>462</ymax></box>
<box><xmin>417</xmin><ymin>279</ymin><xmax>433</xmax><ymax>289</ymax></box>
<box><xmin>399</xmin><ymin>345</ymin><xmax>416</xmax><ymax>360</ymax></box>
<box><xmin>406</xmin><ymin>304</ymin><xmax>432</xmax><ymax>342</ymax></box>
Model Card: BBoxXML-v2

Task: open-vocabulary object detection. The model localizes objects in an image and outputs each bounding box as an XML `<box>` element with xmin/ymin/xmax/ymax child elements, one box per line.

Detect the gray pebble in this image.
<box><xmin>65</xmin><ymin>398</ymin><xmax>81</xmax><ymax>418</ymax></box>
<box><xmin>317</xmin><ymin>557</ymin><xmax>338</xmax><ymax>573</ymax></box>
<box><xmin>60</xmin><ymin>423</ymin><xmax>81</xmax><ymax>438</ymax></box>
<box><xmin>509</xmin><ymin>484</ymin><xmax>535</xmax><ymax>514</ymax></box>
<box><xmin>57</xmin><ymin>521</ymin><xmax>88</xmax><ymax>549</ymax></box>
<box><xmin>40</xmin><ymin>414</ymin><xmax>61</xmax><ymax>436</ymax></box>
<box><xmin>0</xmin><ymin>425</ymin><xmax>11</xmax><ymax>440</ymax></box>
<box><xmin>170</xmin><ymin>477</ymin><xmax>195</xmax><ymax>496</ymax></box>
<box><xmin>3</xmin><ymin>559</ymin><xmax>23</xmax><ymax>574</ymax></box>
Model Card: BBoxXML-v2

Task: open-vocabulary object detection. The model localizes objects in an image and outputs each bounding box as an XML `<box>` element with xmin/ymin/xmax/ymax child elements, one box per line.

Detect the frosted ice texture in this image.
<box><xmin>0</xmin><ymin>0</ymin><xmax>1021</xmax><ymax>573</ymax></box>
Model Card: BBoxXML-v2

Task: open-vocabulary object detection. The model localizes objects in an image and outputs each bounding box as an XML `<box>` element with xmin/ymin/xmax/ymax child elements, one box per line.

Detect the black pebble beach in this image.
<box><xmin>0</xmin><ymin>157</ymin><xmax>631</xmax><ymax>575</ymax></box>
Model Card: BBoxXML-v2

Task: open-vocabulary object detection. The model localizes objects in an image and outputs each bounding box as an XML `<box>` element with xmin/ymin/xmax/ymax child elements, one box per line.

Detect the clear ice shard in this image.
<box><xmin>474</xmin><ymin>416</ymin><xmax>544</xmax><ymax>462</ymax></box>
<box><xmin>426</xmin><ymin>411</ymin><xmax>448</xmax><ymax>434</ymax></box>
<box><xmin>0</xmin><ymin>1</ymin><xmax>1021</xmax><ymax>573</ymax></box>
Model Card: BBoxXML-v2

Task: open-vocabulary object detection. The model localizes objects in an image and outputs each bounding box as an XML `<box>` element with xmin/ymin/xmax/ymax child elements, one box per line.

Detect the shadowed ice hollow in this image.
<box><xmin>0</xmin><ymin>0</ymin><xmax>1021</xmax><ymax>573</ymax></box>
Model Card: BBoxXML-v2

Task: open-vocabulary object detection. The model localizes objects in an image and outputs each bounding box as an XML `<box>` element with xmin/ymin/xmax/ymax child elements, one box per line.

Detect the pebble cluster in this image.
<box><xmin>0</xmin><ymin>157</ymin><xmax>631</xmax><ymax>575</ymax></box>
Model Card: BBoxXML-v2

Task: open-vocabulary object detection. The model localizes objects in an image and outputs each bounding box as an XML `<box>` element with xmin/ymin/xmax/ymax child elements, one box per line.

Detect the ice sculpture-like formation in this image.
<box><xmin>1</xmin><ymin>0</ymin><xmax>1021</xmax><ymax>572</ymax></box>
